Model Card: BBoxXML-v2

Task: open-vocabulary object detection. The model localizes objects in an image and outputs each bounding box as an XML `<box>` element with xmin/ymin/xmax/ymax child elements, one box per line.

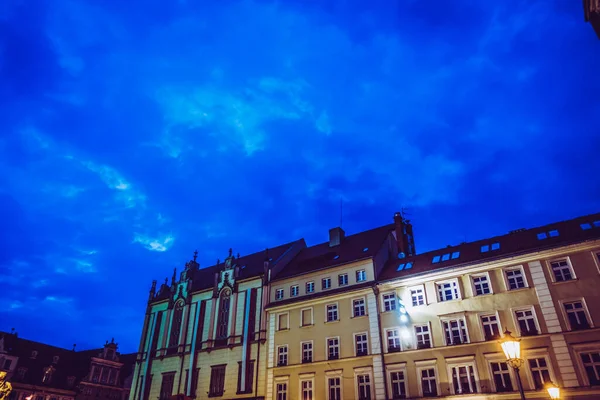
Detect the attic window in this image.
<box><xmin>452</xmin><ymin>251</ymin><xmax>460</xmax><ymax>259</ymax></box>
<box><xmin>538</xmin><ymin>229</ymin><xmax>559</xmax><ymax>240</ymax></box>
<box><xmin>432</xmin><ymin>255</ymin><xmax>441</xmax><ymax>263</ymax></box>
<box><xmin>333</xmin><ymin>255</ymin><xmax>340</xmax><ymax>260</ymax></box>
<box><xmin>363</xmin><ymin>247</ymin><xmax>369</xmax><ymax>252</ymax></box>
<box><xmin>481</xmin><ymin>242</ymin><xmax>501</xmax><ymax>252</ymax></box>
<box><xmin>433</xmin><ymin>251</ymin><xmax>460</xmax><ymax>264</ymax></box>
<box><xmin>52</xmin><ymin>356</ymin><xmax>59</xmax><ymax>364</ymax></box>
<box><xmin>31</xmin><ymin>351</ymin><xmax>38</xmax><ymax>359</ymax></box>
<box><xmin>396</xmin><ymin>262</ymin><xmax>414</xmax><ymax>271</ymax></box>
<box><xmin>581</xmin><ymin>223</ymin><xmax>592</xmax><ymax>230</ymax></box>
<box><xmin>595</xmin><ymin>221</ymin><xmax>600</xmax><ymax>227</ymax></box>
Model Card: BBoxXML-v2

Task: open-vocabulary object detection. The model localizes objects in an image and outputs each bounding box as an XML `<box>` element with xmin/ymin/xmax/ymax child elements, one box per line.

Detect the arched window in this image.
<box><xmin>216</xmin><ymin>289</ymin><xmax>231</xmax><ymax>341</ymax></box>
<box><xmin>169</xmin><ymin>301</ymin><xmax>184</xmax><ymax>350</ymax></box>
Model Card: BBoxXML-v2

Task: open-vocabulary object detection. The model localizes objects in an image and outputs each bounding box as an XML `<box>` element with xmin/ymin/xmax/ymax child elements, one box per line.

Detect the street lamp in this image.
<box><xmin>545</xmin><ymin>382</ymin><xmax>560</xmax><ymax>399</ymax></box>
<box><xmin>499</xmin><ymin>330</ymin><xmax>526</xmax><ymax>400</ymax></box>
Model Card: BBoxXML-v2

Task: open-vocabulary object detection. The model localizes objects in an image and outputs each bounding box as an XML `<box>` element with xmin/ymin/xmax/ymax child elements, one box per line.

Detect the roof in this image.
<box><xmin>379</xmin><ymin>212</ymin><xmax>600</xmax><ymax>282</ymax></box>
<box><xmin>272</xmin><ymin>224</ymin><xmax>395</xmax><ymax>281</ymax></box>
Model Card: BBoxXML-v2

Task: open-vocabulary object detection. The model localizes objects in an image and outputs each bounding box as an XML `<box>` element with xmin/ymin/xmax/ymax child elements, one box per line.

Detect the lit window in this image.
<box><xmin>322</xmin><ymin>278</ymin><xmax>332</xmax><ymax>290</ymax></box>
<box><xmin>275</xmin><ymin>289</ymin><xmax>284</xmax><ymax>300</ymax></box>
<box><xmin>327</xmin><ymin>338</ymin><xmax>340</xmax><ymax>360</ymax></box>
<box><xmin>353</xmin><ymin>299</ymin><xmax>366</xmax><ymax>317</ymax></box>
<box><xmin>515</xmin><ymin>309</ymin><xmax>538</xmax><ymax>336</ymax></box>
<box><xmin>326</xmin><ymin>304</ymin><xmax>338</xmax><ymax>322</ymax></box>
<box><xmin>306</xmin><ymin>281</ymin><xmax>314</xmax><ymax>293</ymax></box>
<box><xmin>390</xmin><ymin>370</ymin><xmax>406</xmax><ymax>399</ymax></box>
<box><xmin>382</xmin><ymin>293</ymin><xmax>396</xmax><ymax>312</ymax></box>
<box><xmin>450</xmin><ymin>364</ymin><xmax>478</xmax><ymax>394</ymax></box>
<box><xmin>472</xmin><ymin>275</ymin><xmax>491</xmax><ymax>295</ymax></box>
<box><xmin>452</xmin><ymin>251</ymin><xmax>460</xmax><ymax>259</ymax></box>
<box><xmin>420</xmin><ymin>368</ymin><xmax>437</xmax><ymax>397</ymax></box>
<box><xmin>437</xmin><ymin>281</ymin><xmax>459</xmax><ymax>301</ymax></box>
<box><xmin>442</xmin><ymin>253</ymin><xmax>450</xmax><ymax>261</ymax></box>
<box><xmin>443</xmin><ymin>318</ymin><xmax>468</xmax><ymax>345</ymax></box>
<box><xmin>397</xmin><ymin>261</ymin><xmax>414</xmax><ymax>271</ymax></box>
<box><xmin>338</xmin><ymin>274</ymin><xmax>348</xmax><ymax>286</ymax></box>
<box><xmin>581</xmin><ymin>223</ymin><xmax>592</xmax><ymax>230</ymax></box>
<box><xmin>386</xmin><ymin>329</ymin><xmax>401</xmax><ymax>352</ymax></box>
<box><xmin>328</xmin><ymin>376</ymin><xmax>342</xmax><ymax>400</ymax></box>
<box><xmin>581</xmin><ymin>352</ymin><xmax>600</xmax><ymax>385</ymax></box>
<box><xmin>354</xmin><ymin>333</ymin><xmax>368</xmax><ymax>356</ymax></box>
<box><xmin>432</xmin><ymin>255</ymin><xmax>441</xmax><ymax>263</ymax></box>
<box><xmin>505</xmin><ymin>268</ymin><xmax>526</xmax><ymax>290</ymax></box>
<box><xmin>490</xmin><ymin>361</ymin><xmax>513</xmax><ymax>392</ymax></box>
<box><xmin>491</xmin><ymin>242</ymin><xmax>500</xmax><ymax>250</ymax></box>
<box><xmin>276</xmin><ymin>382</ymin><xmax>288</xmax><ymax>400</ymax></box>
<box><xmin>537</xmin><ymin>230</ymin><xmax>559</xmax><ymax>240</ymax></box>
<box><xmin>277</xmin><ymin>346</ymin><xmax>288</xmax><ymax>366</ymax></box>
<box><xmin>481</xmin><ymin>244</ymin><xmax>489</xmax><ymax>252</ymax></box>
<box><xmin>415</xmin><ymin>324</ymin><xmax>431</xmax><ymax>349</ymax></box>
<box><xmin>356</xmin><ymin>270</ymin><xmax>367</xmax><ymax>282</ymax></box>
<box><xmin>550</xmin><ymin>259</ymin><xmax>574</xmax><ymax>282</ymax></box>
<box><xmin>410</xmin><ymin>287</ymin><xmax>425</xmax><ymax>306</ymax></box>
<box><xmin>481</xmin><ymin>314</ymin><xmax>501</xmax><ymax>340</ymax></box>
<box><xmin>290</xmin><ymin>285</ymin><xmax>299</xmax><ymax>297</ymax></box>
<box><xmin>564</xmin><ymin>301</ymin><xmax>591</xmax><ymax>330</ymax></box>
<box><xmin>356</xmin><ymin>374</ymin><xmax>371</xmax><ymax>400</ymax></box>
<box><xmin>301</xmin><ymin>341</ymin><xmax>312</xmax><ymax>363</ymax></box>
<box><xmin>528</xmin><ymin>357</ymin><xmax>551</xmax><ymax>389</ymax></box>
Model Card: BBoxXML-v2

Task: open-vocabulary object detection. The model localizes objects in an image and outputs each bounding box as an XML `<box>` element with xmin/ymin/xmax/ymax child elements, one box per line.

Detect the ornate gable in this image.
<box><xmin>216</xmin><ymin>249</ymin><xmax>238</xmax><ymax>293</ymax></box>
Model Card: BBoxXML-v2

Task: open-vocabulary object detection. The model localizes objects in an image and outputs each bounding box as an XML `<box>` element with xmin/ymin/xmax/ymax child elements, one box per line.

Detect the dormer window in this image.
<box><xmin>481</xmin><ymin>242</ymin><xmax>500</xmax><ymax>252</ymax></box>
<box><xmin>396</xmin><ymin>262</ymin><xmax>413</xmax><ymax>271</ymax></box>
<box><xmin>537</xmin><ymin>229</ymin><xmax>559</xmax><ymax>240</ymax></box>
<box><xmin>52</xmin><ymin>356</ymin><xmax>59</xmax><ymax>364</ymax></box>
<box><xmin>30</xmin><ymin>351</ymin><xmax>38</xmax><ymax>359</ymax></box>
<box><xmin>432</xmin><ymin>252</ymin><xmax>460</xmax><ymax>264</ymax></box>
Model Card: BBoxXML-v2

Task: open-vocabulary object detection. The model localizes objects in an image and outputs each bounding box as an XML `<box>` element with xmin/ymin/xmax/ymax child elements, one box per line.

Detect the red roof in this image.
<box><xmin>379</xmin><ymin>213</ymin><xmax>600</xmax><ymax>281</ymax></box>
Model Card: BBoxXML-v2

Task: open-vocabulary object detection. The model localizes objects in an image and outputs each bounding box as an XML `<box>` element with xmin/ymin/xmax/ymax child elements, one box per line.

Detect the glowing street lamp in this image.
<box><xmin>545</xmin><ymin>382</ymin><xmax>560</xmax><ymax>399</ymax></box>
<box><xmin>499</xmin><ymin>330</ymin><xmax>526</xmax><ymax>400</ymax></box>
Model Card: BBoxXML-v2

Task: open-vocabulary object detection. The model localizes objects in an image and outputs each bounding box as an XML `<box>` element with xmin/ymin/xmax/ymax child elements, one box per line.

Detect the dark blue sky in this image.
<box><xmin>1</xmin><ymin>0</ymin><xmax>599</xmax><ymax>352</ymax></box>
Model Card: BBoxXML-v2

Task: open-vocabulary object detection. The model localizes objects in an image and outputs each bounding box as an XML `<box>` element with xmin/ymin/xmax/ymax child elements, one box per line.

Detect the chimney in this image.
<box><xmin>394</xmin><ymin>212</ymin><xmax>416</xmax><ymax>257</ymax></box>
<box><xmin>329</xmin><ymin>227</ymin><xmax>345</xmax><ymax>247</ymax></box>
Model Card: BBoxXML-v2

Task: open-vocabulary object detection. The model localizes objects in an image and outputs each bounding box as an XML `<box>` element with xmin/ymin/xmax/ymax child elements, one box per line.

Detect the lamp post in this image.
<box><xmin>499</xmin><ymin>330</ymin><xmax>526</xmax><ymax>400</ymax></box>
<box><xmin>545</xmin><ymin>382</ymin><xmax>560</xmax><ymax>399</ymax></box>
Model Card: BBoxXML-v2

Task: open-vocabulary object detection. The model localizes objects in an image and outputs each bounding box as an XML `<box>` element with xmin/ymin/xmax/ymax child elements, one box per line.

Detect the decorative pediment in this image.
<box><xmin>217</xmin><ymin>248</ymin><xmax>238</xmax><ymax>292</ymax></box>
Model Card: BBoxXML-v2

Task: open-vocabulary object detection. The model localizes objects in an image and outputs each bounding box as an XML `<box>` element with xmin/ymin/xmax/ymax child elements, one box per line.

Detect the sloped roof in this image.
<box><xmin>379</xmin><ymin>213</ymin><xmax>600</xmax><ymax>282</ymax></box>
<box><xmin>273</xmin><ymin>224</ymin><xmax>395</xmax><ymax>281</ymax></box>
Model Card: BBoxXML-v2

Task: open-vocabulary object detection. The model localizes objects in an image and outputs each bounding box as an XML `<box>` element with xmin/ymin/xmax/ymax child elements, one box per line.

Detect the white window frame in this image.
<box><xmin>354</xmin><ymin>367</ymin><xmax>374</xmax><ymax>400</ymax></box>
<box><xmin>353</xmin><ymin>332</ymin><xmax>369</xmax><ymax>357</ymax></box>
<box><xmin>325</xmin><ymin>370</ymin><xmax>343</xmax><ymax>400</ymax></box>
<box><xmin>277</xmin><ymin>312</ymin><xmax>290</xmax><ymax>331</ymax></box>
<box><xmin>322</xmin><ymin>277</ymin><xmax>332</xmax><ymax>290</ymax></box>
<box><xmin>571</xmin><ymin>343</ymin><xmax>600</xmax><ymax>386</ymax></box>
<box><xmin>356</xmin><ymin>269</ymin><xmax>367</xmax><ymax>282</ymax></box>
<box><xmin>387</xmin><ymin>363</ymin><xmax>409</xmax><ymax>399</ymax></box>
<box><xmin>276</xmin><ymin>345</ymin><xmax>288</xmax><ymax>367</ymax></box>
<box><xmin>306</xmin><ymin>281</ymin><xmax>315</xmax><ymax>294</ymax></box>
<box><xmin>290</xmin><ymin>285</ymin><xmax>299</xmax><ymax>297</ymax></box>
<box><xmin>446</xmin><ymin>356</ymin><xmax>481</xmax><ymax>395</ymax></box>
<box><xmin>523</xmin><ymin>349</ymin><xmax>557</xmax><ymax>391</ymax></box>
<box><xmin>415</xmin><ymin>360</ymin><xmax>440</xmax><ymax>398</ymax></box>
<box><xmin>440</xmin><ymin>315</ymin><xmax>470</xmax><ymax>345</ymax></box>
<box><xmin>484</xmin><ymin>353</ymin><xmax>517</xmax><ymax>393</ymax></box>
<box><xmin>326</xmin><ymin>336</ymin><xmax>341</xmax><ymax>360</ymax></box>
<box><xmin>300</xmin><ymin>340</ymin><xmax>313</xmax><ymax>363</ymax></box>
<box><xmin>511</xmin><ymin>306</ymin><xmax>541</xmax><ymax>336</ymax></box>
<box><xmin>503</xmin><ymin>265</ymin><xmax>529</xmax><ymax>291</ymax></box>
<box><xmin>338</xmin><ymin>273</ymin><xmax>349</xmax><ymax>287</ymax></box>
<box><xmin>470</xmin><ymin>272</ymin><xmax>493</xmax><ymax>296</ymax></box>
<box><xmin>436</xmin><ymin>279</ymin><xmax>462</xmax><ymax>302</ymax></box>
<box><xmin>381</xmin><ymin>291</ymin><xmax>397</xmax><ymax>312</ymax></box>
<box><xmin>479</xmin><ymin>311</ymin><xmax>503</xmax><ymax>341</ymax></box>
<box><xmin>326</xmin><ymin>302</ymin><xmax>339</xmax><ymax>322</ymax></box>
<box><xmin>591</xmin><ymin>250</ymin><xmax>600</xmax><ymax>274</ymax></box>
<box><xmin>414</xmin><ymin>322</ymin><xmax>433</xmax><ymax>349</ymax></box>
<box><xmin>275</xmin><ymin>288</ymin><xmax>284</xmax><ymax>300</ymax></box>
<box><xmin>385</xmin><ymin>327</ymin><xmax>402</xmax><ymax>353</ymax></box>
<box><xmin>300</xmin><ymin>307</ymin><xmax>314</xmax><ymax>327</ymax></box>
<box><xmin>547</xmin><ymin>257</ymin><xmax>577</xmax><ymax>283</ymax></box>
<box><xmin>559</xmin><ymin>298</ymin><xmax>594</xmax><ymax>330</ymax></box>
<box><xmin>274</xmin><ymin>376</ymin><xmax>289</xmax><ymax>400</ymax></box>
<box><xmin>408</xmin><ymin>285</ymin><xmax>426</xmax><ymax>307</ymax></box>
<box><xmin>352</xmin><ymin>297</ymin><xmax>367</xmax><ymax>318</ymax></box>
<box><xmin>298</xmin><ymin>374</ymin><xmax>315</xmax><ymax>400</ymax></box>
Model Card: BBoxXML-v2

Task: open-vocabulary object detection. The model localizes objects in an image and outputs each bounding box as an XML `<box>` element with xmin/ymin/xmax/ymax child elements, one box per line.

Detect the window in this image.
<box><xmin>514</xmin><ymin>308</ymin><xmax>539</xmax><ymax>335</ymax></box>
<box><xmin>449</xmin><ymin>364</ymin><xmax>478</xmax><ymax>394</ymax></box>
<box><xmin>277</xmin><ymin>313</ymin><xmax>289</xmax><ymax>331</ymax></box>
<box><xmin>382</xmin><ymin>293</ymin><xmax>396</xmax><ymax>312</ymax></box>
<box><xmin>338</xmin><ymin>274</ymin><xmax>348</xmax><ymax>286</ymax></box>
<box><xmin>300</xmin><ymin>379</ymin><xmax>313</xmax><ymax>400</ymax></box>
<box><xmin>185</xmin><ymin>368</ymin><xmax>200</xmax><ymax>397</ymax></box>
<box><xmin>564</xmin><ymin>300</ymin><xmax>591</xmax><ymax>330</ymax></box>
<box><xmin>306</xmin><ymin>281</ymin><xmax>314</xmax><ymax>293</ymax></box>
<box><xmin>216</xmin><ymin>289</ymin><xmax>230</xmax><ymax>342</ymax></box>
<box><xmin>169</xmin><ymin>301</ymin><xmax>184</xmax><ymax>349</ymax></box>
<box><xmin>301</xmin><ymin>341</ymin><xmax>313</xmax><ymax>363</ymax></box>
<box><xmin>481</xmin><ymin>314</ymin><xmax>501</xmax><ymax>340</ymax></box>
<box><xmin>415</xmin><ymin>324</ymin><xmax>431</xmax><ymax>349</ymax></box>
<box><xmin>437</xmin><ymin>281</ymin><xmax>459</xmax><ymax>301</ymax></box>
<box><xmin>52</xmin><ymin>356</ymin><xmax>59</xmax><ymax>364</ymax></box>
<box><xmin>537</xmin><ymin>229</ymin><xmax>559</xmax><ymax>240</ymax></box>
<box><xmin>472</xmin><ymin>274</ymin><xmax>491</xmax><ymax>295</ymax></box>
<box><xmin>355</xmin><ymin>333</ymin><xmax>368</xmax><ymax>356</ymax></box>
<box><xmin>420</xmin><ymin>368</ymin><xmax>437</xmax><ymax>397</ymax></box>
<box><xmin>353</xmin><ymin>298</ymin><xmax>366</xmax><ymax>317</ymax></box>
<box><xmin>327</xmin><ymin>337</ymin><xmax>340</xmax><ymax>360</ymax></box>
<box><xmin>2</xmin><ymin>359</ymin><xmax>12</xmax><ymax>370</ymax></box>
<box><xmin>581</xmin><ymin>352</ymin><xmax>600</xmax><ymax>385</ymax></box>
<box><xmin>290</xmin><ymin>285</ymin><xmax>299</xmax><ymax>297</ymax></box>
<box><xmin>277</xmin><ymin>345</ymin><xmax>288</xmax><ymax>366</ymax></box>
<box><xmin>301</xmin><ymin>308</ymin><xmax>313</xmax><ymax>326</ymax></box>
<box><xmin>322</xmin><ymin>277</ymin><xmax>332</xmax><ymax>290</ymax></box>
<box><xmin>396</xmin><ymin>262</ymin><xmax>413</xmax><ymax>271</ymax></box>
<box><xmin>432</xmin><ymin>251</ymin><xmax>460</xmax><ymax>263</ymax></box>
<box><xmin>481</xmin><ymin>242</ymin><xmax>500</xmax><ymax>252</ymax></box>
<box><xmin>159</xmin><ymin>372</ymin><xmax>175</xmax><ymax>400</ymax></box>
<box><xmin>276</xmin><ymin>382</ymin><xmax>288</xmax><ymax>400</ymax></box>
<box><xmin>209</xmin><ymin>365</ymin><xmax>226</xmax><ymax>397</ymax></box>
<box><xmin>442</xmin><ymin>318</ymin><xmax>469</xmax><ymax>345</ymax></box>
<box><xmin>326</xmin><ymin>304</ymin><xmax>338</xmax><ymax>322</ymax></box>
<box><xmin>328</xmin><ymin>376</ymin><xmax>342</xmax><ymax>400</ymax></box>
<box><xmin>356</xmin><ymin>269</ymin><xmax>367</xmax><ymax>282</ymax></box>
<box><xmin>236</xmin><ymin>361</ymin><xmax>254</xmax><ymax>394</ymax></box>
<box><xmin>390</xmin><ymin>370</ymin><xmax>407</xmax><ymax>399</ymax></box>
<box><xmin>410</xmin><ymin>287</ymin><xmax>425</xmax><ymax>306</ymax></box>
<box><xmin>356</xmin><ymin>374</ymin><xmax>372</xmax><ymax>400</ymax></box>
<box><xmin>275</xmin><ymin>289</ymin><xmax>284</xmax><ymax>300</ymax></box>
<box><xmin>386</xmin><ymin>329</ymin><xmax>401</xmax><ymax>352</ymax></box>
<box><xmin>550</xmin><ymin>259</ymin><xmax>574</xmax><ymax>282</ymax></box>
<box><xmin>42</xmin><ymin>366</ymin><xmax>54</xmax><ymax>384</ymax></box>
<box><xmin>505</xmin><ymin>267</ymin><xmax>527</xmax><ymax>290</ymax></box>
<box><xmin>490</xmin><ymin>361</ymin><xmax>513</xmax><ymax>392</ymax></box>
<box><xmin>528</xmin><ymin>357</ymin><xmax>551</xmax><ymax>389</ymax></box>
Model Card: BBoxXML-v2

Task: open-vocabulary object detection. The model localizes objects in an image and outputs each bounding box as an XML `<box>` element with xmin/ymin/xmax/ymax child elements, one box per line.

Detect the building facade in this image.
<box><xmin>584</xmin><ymin>0</ymin><xmax>600</xmax><ymax>38</ymax></box>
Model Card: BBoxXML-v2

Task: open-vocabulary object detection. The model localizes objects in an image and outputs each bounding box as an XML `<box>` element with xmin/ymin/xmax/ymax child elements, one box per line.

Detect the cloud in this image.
<box><xmin>133</xmin><ymin>233</ymin><xmax>175</xmax><ymax>252</ymax></box>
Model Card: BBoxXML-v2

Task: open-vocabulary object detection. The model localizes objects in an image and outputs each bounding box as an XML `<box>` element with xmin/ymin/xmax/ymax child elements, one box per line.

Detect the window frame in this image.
<box><xmin>326</xmin><ymin>336</ymin><xmax>341</xmax><ymax>361</ymax></box>
<box><xmin>338</xmin><ymin>273</ymin><xmax>349</xmax><ymax>287</ymax></box>
<box><xmin>387</xmin><ymin>363</ymin><xmax>409</xmax><ymax>399</ymax></box>
<box><xmin>356</xmin><ymin>269</ymin><xmax>367</xmax><ymax>282</ymax></box>
<box><xmin>470</xmin><ymin>272</ymin><xmax>493</xmax><ymax>296</ymax></box>
<box><xmin>325</xmin><ymin>370</ymin><xmax>343</xmax><ymax>400</ymax></box>
<box><xmin>502</xmin><ymin>265</ymin><xmax>529</xmax><ymax>291</ymax></box>
<box><xmin>353</xmin><ymin>367</ymin><xmax>374</xmax><ymax>400</ymax></box>
<box><xmin>559</xmin><ymin>298</ymin><xmax>594</xmax><ymax>331</ymax></box>
<box><xmin>275</xmin><ymin>288</ymin><xmax>284</xmax><ymax>301</ymax></box>
<box><xmin>298</xmin><ymin>374</ymin><xmax>315</xmax><ymax>400</ymax></box>
<box><xmin>407</xmin><ymin>285</ymin><xmax>426</xmax><ymax>307</ymax></box>
<box><xmin>478</xmin><ymin>311</ymin><xmax>503</xmax><ymax>341</ymax></box>
<box><xmin>276</xmin><ymin>345</ymin><xmax>288</xmax><ymax>367</ymax></box>
<box><xmin>208</xmin><ymin>364</ymin><xmax>226</xmax><ymax>397</ymax></box>
<box><xmin>414</xmin><ymin>322</ymin><xmax>433</xmax><ymax>349</ymax></box>
<box><xmin>511</xmin><ymin>306</ymin><xmax>541</xmax><ymax>336</ymax></box>
<box><xmin>415</xmin><ymin>360</ymin><xmax>440</xmax><ymax>398</ymax></box>
<box><xmin>306</xmin><ymin>281</ymin><xmax>315</xmax><ymax>294</ymax></box>
<box><xmin>351</xmin><ymin>296</ymin><xmax>367</xmax><ymax>318</ymax></box>
<box><xmin>385</xmin><ymin>327</ymin><xmax>402</xmax><ymax>353</ymax></box>
<box><xmin>440</xmin><ymin>314</ymin><xmax>470</xmax><ymax>345</ymax></box>
<box><xmin>381</xmin><ymin>291</ymin><xmax>397</xmax><ymax>312</ymax></box>
<box><xmin>290</xmin><ymin>285</ymin><xmax>300</xmax><ymax>297</ymax></box>
<box><xmin>325</xmin><ymin>302</ymin><xmax>339</xmax><ymax>323</ymax></box>
<box><xmin>322</xmin><ymin>277</ymin><xmax>332</xmax><ymax>290</ymax></box>
<box><xmin>484</xmin><ymin>353</ymin><xmax>517</xmax><ymax>393</ymax></box>
<box><xmin>547</xmin><ymin>257</ymin><xmax>577</xmax><ymax>283</ymax></box>
<box><xmin>274</xmin><ymin>376</ymin><xmax>289</xmax><ymax>400</ymax></box>
<box><xmin>277</xmin><ymin>312</ymin><xmax>290</xmax><ymax>331</ymax></box>
<box><xmin>300</xmin><ymin>340</ymin><xmax>313</xmax><ymax>364</ymax></box>
<box><xmin>572</xmin><ymin>343</ymin><xmax>600</xmax><ymax>386</ymax></box>
<box><xmin>353</xmin><ymin>331</ymin><xmax>369</xmax><ymax>357</ymax></box>
<box><xmin>436</xmin><ymin>279</ymin><xmax>462</xmax><ymax>302</ymax></box>
<box><xmin>446</xmin><ymin>356</ymin><xmax>481</xmax><ymax>395</ymax></box>
<box><xmin>300</xmin><ymin>307</ymin><xmax>314</xmax><ymax>327</ymax></box>
<box><xmin>523</xmin><ymin>349</ymin><xmax>557</xmax><ymax>391</ymax></box>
